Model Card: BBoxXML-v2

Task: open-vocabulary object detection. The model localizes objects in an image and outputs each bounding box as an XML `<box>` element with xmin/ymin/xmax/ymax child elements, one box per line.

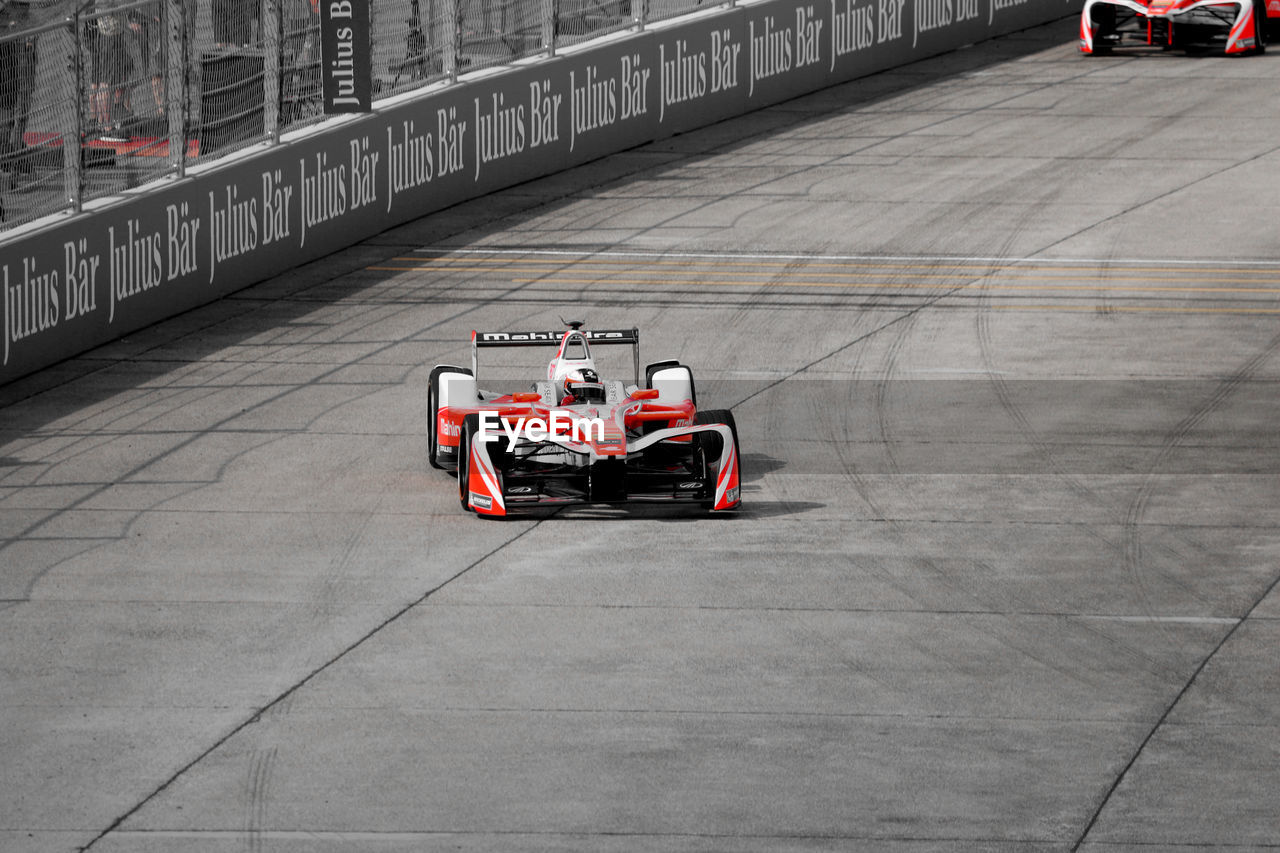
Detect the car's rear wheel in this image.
<box><xmin>1254</xmin><ymin>0</ymin><xmax>1268</xmax><ymax>52</ymax></box>
<box><xmin>428</xmin><ymin>365</ymin><xmax>471</xmax><ymax>470</ymax></box>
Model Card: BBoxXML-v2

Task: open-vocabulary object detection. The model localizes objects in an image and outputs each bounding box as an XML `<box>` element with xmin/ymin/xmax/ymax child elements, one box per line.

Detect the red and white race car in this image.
<box><xmin>1080</xmin><ymin>0</ymin><xmax>1275</xmax><ymax>54</ymax></box>
<box><xmin>427</xmin><ymin>323</ymin><xmax>741</xmax><ymax>517</ymax></box>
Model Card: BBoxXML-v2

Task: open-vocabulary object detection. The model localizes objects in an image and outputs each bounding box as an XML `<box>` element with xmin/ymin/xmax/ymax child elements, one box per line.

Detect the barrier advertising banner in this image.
<box><xmin>320</xmin><ymin>0</ymin><xmax>373</xmax><ymax>112</ymax></box>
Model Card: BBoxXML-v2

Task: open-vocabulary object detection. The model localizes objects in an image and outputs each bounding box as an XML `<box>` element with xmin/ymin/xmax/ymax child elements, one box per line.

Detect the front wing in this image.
<box><xmin>464</xmin><ymin>423</ymin><xmax>741</xmax><ymax>516</ymax></box>
<box><xmin>1080</xmin><ymin>0</ymin><xmax>1261</xmax><ymax>53</ymax></box>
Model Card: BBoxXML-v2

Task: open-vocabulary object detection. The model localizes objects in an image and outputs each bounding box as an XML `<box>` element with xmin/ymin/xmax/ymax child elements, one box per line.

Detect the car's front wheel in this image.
<box><xmin>1089</xmin><ymin>6</ymin><xmax>1116</xmax><ymax>54</ymax></box>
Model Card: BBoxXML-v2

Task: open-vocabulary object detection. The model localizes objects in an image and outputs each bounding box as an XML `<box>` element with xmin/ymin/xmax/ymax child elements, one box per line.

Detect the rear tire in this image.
<box><xmin>428</xmin><ymin>365</ymin><xmax>471</xmax><ymax>470</ymax></box>
<box><xmin>1254</xmin><ymin>0</ymin><xmax>1268</xmax><ymax>52</ymax></box>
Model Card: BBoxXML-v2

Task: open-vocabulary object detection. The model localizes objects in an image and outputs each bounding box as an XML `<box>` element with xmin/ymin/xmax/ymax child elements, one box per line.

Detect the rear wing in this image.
<box><xmin>474</xmin><ymin>329</ymin><xmax>639</xmax><ymax>347</ymax></box>
<box><xmin>471</xmin><ymin>328</ymin><xmax>641</xmax><ymax>384</ymax></box>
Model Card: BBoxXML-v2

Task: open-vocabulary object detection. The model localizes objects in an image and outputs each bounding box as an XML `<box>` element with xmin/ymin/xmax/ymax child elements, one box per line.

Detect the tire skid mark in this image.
<box><xmin>1118</xmin><ymin>329</ymin><xmax>1280</xmax><ymax>644</ymax></box>
<box><xmin>77</xmin><ymin>517</ymin><xmax>554</xmax><ymax>852</ymax></box>
<box><xmin>1071</xmin><ymin>330</ymin><xmax>1280</xmax><ymax>851</ymax></box>
<box><xmin>974</xmin><ymin>268</ymin><xmax>1099</xmax><ymax>505</ymax></box>
<box><xmin>1071</xmin><ymin>571</ymin><xmax>1280</xmax><ymax>851</ymax></box>
<box><xmin>967</xmin><ymin>558</ymin><xmax>1184</xmax><ymax>681</ymax></box>
<box><xmin>968</xmin><ymin>233</ymin><xmax>1190</xmax><ymax>649</ymax></box>
<box><xmin>243</xmin><ymin>746</ymin><xmax>276</xmax><ymax>853</ymax></box>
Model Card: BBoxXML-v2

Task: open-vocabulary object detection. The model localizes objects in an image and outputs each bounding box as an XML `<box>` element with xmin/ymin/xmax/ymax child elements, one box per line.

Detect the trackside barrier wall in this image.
<box><xmin>0</xmin><ymin>0</ymin><xmax>1077</xmax><ymax>383</ymax></box>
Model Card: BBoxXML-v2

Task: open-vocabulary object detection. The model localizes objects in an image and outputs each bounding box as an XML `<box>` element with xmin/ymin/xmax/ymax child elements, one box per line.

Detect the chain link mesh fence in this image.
<box><xmin>554</xmin><ymin>0</ymin><xmax>634</xmax><ymax>50</ymax></box>
<box><xmin>79</xmin><ymin>0</ymin><xmax>178</xmax><ymax>195</ymax></box>
<box><xmin>0</xmin><ymin>17</ymin><xmax>72</xmax><ymax>230</ymax></box>
<box><xmin>645</xmin><ymin>0</ymin><xmax>708</xmax><ymax>26</ymax></box>
<box><xmin>461</xmin><ymin>0</ymin><xmax>544</xmax><ymax>71</ymax></box>
<box><xmin>193</xmin><ymin>0</ymin><xmax>274</xmax><ymax>157</ymax></box>
<box><xmin>377</xmin><ymin>0</ymin><xmax>453</xmax><ymax>96</ymax></box>
<box><xmin>277</xmin><ymin>0</ymin><xmax>323</xmax><ymax>132</ymax></box>
<box><xmin>0</xmin><ymin>0</ymin><xmax>731</xmax><ymax>234</ymax></box>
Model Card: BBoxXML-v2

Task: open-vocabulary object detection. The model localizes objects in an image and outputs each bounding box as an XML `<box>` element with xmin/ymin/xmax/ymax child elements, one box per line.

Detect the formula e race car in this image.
<box><xmin>426</xmin><ymin>323</ymin><xmax>741</xmax><ymax>517</ymax></box>
<box><xmin>1080</xmin><ymin>0</ymin><xmax>1275</xmax><ymax>54</ymax></box>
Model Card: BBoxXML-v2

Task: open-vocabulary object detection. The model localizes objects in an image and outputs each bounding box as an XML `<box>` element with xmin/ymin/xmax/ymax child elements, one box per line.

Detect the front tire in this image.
<box><xmin>1254</xmin><ymin>0</ymin><xmax>1268</xmax><ymax>52</ymax></box>
<box><xmin>1090</xmin><ymin>5</ymin><xmax>1115</xmax><ymax>54</ymax></box>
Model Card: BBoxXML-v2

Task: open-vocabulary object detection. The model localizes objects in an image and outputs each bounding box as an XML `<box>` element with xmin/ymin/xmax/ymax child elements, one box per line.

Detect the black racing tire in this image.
<box><xmin>1254</xmin><ymin>0</ymin><xmax>1267</xmax><ymax>53</ymax></box>
<box><xmin>428</xmin><ymin>365</ymin><xmax>471</xmax><ymax>470</ymax></box>
<box><xmin>457</xmin><ymin>413</ymin><xmax>481</xmax><ymax>512</ymax></box>
<box><xmin>694</xmin><ymin>408</ymin><xmax>739</xmax><ymax>466</ymax></box>
<box><xmin>1090</xmin><ymin>5</ymin><xmax>1115</xmax><ymax>54</ymax></box>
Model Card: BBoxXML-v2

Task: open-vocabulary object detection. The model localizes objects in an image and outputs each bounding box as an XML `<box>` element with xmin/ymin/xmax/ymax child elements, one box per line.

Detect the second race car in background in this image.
<box><xmin>1080</xmin><ymin>0</ymin><xmax>1276</xmax><ymax>54</ymax></box>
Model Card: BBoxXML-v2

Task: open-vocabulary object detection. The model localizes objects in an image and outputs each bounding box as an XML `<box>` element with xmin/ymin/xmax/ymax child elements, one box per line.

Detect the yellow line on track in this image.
<box><xmin>365</xmin><ymin>265</ymin><xmax>1280</xmax><ymax>288</ymax></box>
<box><xmin>987</xmin><ymin>304</ymin><xmax>1280</xmax><ymax>315</ymax></box>
<box><xmin>394</xmin><ymin>256</ymin><xmax>1280</xmax><ymax>276</ymax></box>
<box><xmin>493</xmin><ymin>275</ymin><xmax>1280</xmax><ymax>296</ymax></box>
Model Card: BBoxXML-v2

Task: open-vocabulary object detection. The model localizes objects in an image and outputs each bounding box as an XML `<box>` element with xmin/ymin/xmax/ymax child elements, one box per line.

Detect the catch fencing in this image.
<box><xmin>0</xmin><ymin>0</ymin><xmax>713</xmax><ymax>232</ymax></box>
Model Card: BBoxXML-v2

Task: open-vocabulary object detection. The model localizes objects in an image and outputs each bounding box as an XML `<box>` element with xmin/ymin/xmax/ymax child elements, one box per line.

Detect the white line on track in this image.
<box><xmin>1076</xmin><ymin>615</ymin><xmax>1241</xmax><ymax>625</ymax></box>
<box><xmin>413</xmin><ymin>248</ymin><xmax>1280</xmax><ymax>267</ymax></box>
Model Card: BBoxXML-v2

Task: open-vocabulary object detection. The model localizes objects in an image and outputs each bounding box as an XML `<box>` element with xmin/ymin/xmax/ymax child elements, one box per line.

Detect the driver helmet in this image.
<box><xmin>561</xmin><ymin>367</ymin><xmax>605</xmax><ymax>404</ymax></box>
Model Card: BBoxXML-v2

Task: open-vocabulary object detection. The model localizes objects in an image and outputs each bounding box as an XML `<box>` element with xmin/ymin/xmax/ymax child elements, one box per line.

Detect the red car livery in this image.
<box><xmin>1081</xmin><ymin>0</ymin><xmax>1275</xmax><ymax>53</ymax></box>
<box><xmin>426</xmin><ymin>324</ymin><xmax>741</xmax><ymax>517</ymax></box>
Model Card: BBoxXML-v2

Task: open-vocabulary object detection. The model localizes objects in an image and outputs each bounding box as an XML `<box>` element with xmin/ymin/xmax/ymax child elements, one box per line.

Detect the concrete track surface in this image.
<box><xmin>4</xmin><ymin>17</ymin><xmax>1280</xmax><ymax>853</ymax></box>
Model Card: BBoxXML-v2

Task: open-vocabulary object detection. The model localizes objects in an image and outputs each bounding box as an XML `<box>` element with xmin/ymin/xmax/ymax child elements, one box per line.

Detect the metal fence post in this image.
<box><xmin>541</xmin><ymin>0</ymin><xmax>555</xmax><ymax>56</ymax></box>
<box><xmin>166</xmin><ymin>0</ymin><xmax>185</xmax><ymax>175</ymax></box>
<box><xmin>263</xmin><ymin>0</ymin><xmax>280</xmax><ymax>141</ymax></box>
<box><xmin>444</xmin><ymin>0</ymin><xmax>458</xmax><ymax>80</ymax></box>
<box><xmin>64</xmin><ymin>12</ymin><xmax>82</xmax><ymax>214</ymax></box>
